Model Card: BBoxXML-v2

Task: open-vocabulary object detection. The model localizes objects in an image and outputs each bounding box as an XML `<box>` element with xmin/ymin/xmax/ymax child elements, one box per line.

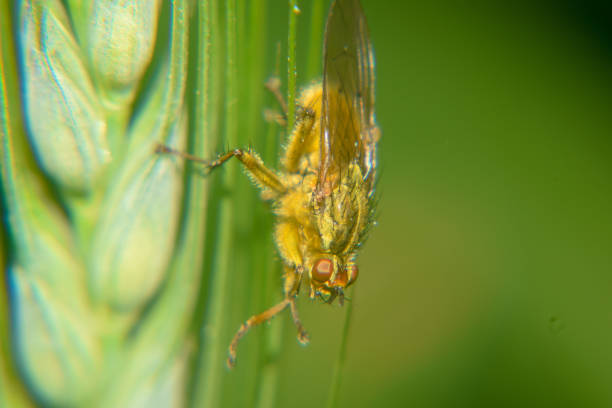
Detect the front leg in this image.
<box><xmin>156</xmin><ymin>144</ymin><xmax>287</xmax><ymax>197</ymax></box>
<box><xmin>226</xmin><ymin>296</ymin><xmax>291</xmax><ymax>368</ymax></box>
<box><xmin>226</xmin><ymin>265</ymin><xmax>309</xmax><ymax>369</ymax></box>
<box><xmin>283</xmin><ymin>265</ymin><xmax>310</xmax><ymax>345</ymax></box>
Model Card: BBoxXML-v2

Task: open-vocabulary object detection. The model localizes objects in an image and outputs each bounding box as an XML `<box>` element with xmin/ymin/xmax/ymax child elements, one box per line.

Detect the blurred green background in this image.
<box><xmin>276</xmin><ymin>0</ymin><xmax>612</xmax><ymax>407</ymax></box>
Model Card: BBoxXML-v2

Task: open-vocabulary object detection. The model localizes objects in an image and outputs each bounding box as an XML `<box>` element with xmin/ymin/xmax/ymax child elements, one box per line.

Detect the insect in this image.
<box><xmin>157</xmin><ymin>0</ymin><xmax>379</xmax><ymax>368</ymax></box>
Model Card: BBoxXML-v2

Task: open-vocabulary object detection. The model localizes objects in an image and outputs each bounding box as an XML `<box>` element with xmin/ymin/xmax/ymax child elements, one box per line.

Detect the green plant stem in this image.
<box><xmin>306</xmin><ymin>0</ymin><xmax>324</xmax><ymax>80</ymax></box>
<box><xmin>287</xmin><ymin>0</ymin><xmax>299</xmax><ymax>132</ymax></box>
<box><xmin>239</xmin><ymin>1</ymin><xmax>286</xmax><ymax>407</ymax></box>
<box><xmin>193</xmin><ymin>0</ymin><xmax>238</xmax><ymax>407</ymax></box>
<box><xmin>326</xmin><ymin>290</ymin><xmax>356</xmax><ymax>408</ymax></box>
<box><xmin>186</xmin><ymin>0</ymin><xmax>215</xmax><ymax>403</ymax></box>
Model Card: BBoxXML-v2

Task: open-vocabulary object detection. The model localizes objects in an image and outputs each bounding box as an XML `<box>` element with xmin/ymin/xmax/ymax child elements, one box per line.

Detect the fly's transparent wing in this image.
<box><xmin>318</xmin><ymin>0</ymin><xmax>377</xmax><ymax>196</ymax></box>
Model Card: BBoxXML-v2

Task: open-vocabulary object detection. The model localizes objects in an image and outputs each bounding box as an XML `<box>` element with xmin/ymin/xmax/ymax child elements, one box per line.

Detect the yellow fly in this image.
<box><xmin>158</xmin><ymin>0</ymin><xmax>379</xmax><ymax>368</ymax></box>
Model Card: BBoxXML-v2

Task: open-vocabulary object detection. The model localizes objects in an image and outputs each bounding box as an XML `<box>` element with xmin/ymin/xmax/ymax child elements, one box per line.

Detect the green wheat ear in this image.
<box><xmin>1</xmin><ymin>0</ymin><xmax>339</xmax><ymax>406</ymax></box>
<box><xmin>1</xmin><ymin>0</ymin><xmax>204</xmax><ymax>405</ymax></box>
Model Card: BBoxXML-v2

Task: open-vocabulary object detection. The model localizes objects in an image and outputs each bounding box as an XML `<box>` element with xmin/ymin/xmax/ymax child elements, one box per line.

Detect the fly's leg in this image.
<box><xmin>263</xmin><ymin>109</ymin><xmax>287</xmax><ymax>127</ymax></box>
<box><xmin>283</xmin><ymin>264</ymin><xmax>310</xmax><ymax>345</ymax></box>
<box><xmin>274</xmin><ymin>223</ymin><xmax>310</xmax><ymax>344</ymax></box>
<box><xmin>226</xmin><ymin>265</ymin><xmax>309</xmax><ymax>368</ymax></box>
<box><xmin>155</xmin><ymin>144</ymin><xmax>211</xmax><ymax>166</ymax></box>
<box><xmin>156</xmin><ymin>144</ymin><xmax>286</xmax><ymax>195</ymax></box>
<box><xmin>290</xmin><ymin>298</ymin><xmax>309</xmax><ymax>345</ymax></box>
<box><xmin>265</xmin><ymin>77</ymin><xmax>288</xmax><ymax>117</ymax></box>
<box><xmin>280</xmin><ymin>84</ymin><xmax>321</xmax><ymax>173</ymax></box>
<box><xmin>226</xmin><ymin>296</ymin><xmax>307</xmax><ymax>368</ymax></box>
<box><xmin>227</xmin><ymin>297</ymin><xmax>291</xmax><ymax>368</ymax></box>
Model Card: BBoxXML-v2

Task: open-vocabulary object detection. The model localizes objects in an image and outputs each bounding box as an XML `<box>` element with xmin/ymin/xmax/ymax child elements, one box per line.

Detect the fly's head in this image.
<box><xmin>307</xmin><ymin>255</ymin><xmax>359</xmax><ymax>305</ymax></box>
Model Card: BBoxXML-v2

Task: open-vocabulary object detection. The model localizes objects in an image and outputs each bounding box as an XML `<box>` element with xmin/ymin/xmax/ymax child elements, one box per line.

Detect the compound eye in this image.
<box><xmin>346</xmin><ymin>264</ymin><xmax>359</xmax><ymax>286</ymax></box>
<box><xmin>312</xmin><ymin>259</ymin><xmax>333</xmax><ymax>282</ymax></box>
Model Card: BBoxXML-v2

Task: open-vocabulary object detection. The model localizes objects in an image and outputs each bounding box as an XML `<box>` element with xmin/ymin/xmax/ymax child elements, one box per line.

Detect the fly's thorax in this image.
<box><xmin>312</xmin><ymin>162</ymin><xmax>369</xmax><ymax>255</ymax></box>
<box><xmin>273</xmin><ymin>172</ymin><xmax>317</xmax><ymax>225</ymax></box>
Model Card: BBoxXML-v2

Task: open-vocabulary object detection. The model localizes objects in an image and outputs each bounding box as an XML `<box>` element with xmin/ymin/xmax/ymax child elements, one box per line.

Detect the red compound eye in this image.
<box><xmin>312</xmin><ymin>259</ymin><xmax>333</xmax><ymax>282</ymax></box>
<box><xmin>346</xmin><ymin>264</ymin><xmax>359</xmax><ymax>286</ymax></box>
